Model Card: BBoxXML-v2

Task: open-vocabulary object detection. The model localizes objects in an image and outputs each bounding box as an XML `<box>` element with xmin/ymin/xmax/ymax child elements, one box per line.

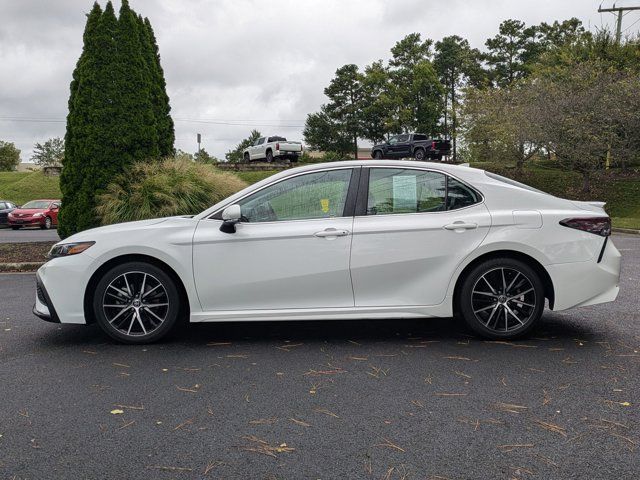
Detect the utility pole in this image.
<box><xmin>197</xmin><ymin>133</ymin><xmax>201</xmax><ymax>157</ymax></box>
<box><xmin>598</xmin><ymin>4</ymin><xmax>640</xmax><ymax>42</ymax></box>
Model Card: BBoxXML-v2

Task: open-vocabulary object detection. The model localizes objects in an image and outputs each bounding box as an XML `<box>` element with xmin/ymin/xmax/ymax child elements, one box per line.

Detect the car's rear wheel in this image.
<box><xmin>243</xmin><ymin>153</ymin><xmax>250</xmax><ymax>163</ymax></box>
<box><xmin>266</xmin><ymin>150</ymin><xmax>273</xmax><ymax>163</ymax></box>
<box><xmin>41</xmin><ymin>216</ymin><xmax>52</xmax><ymax>229</ymax></box>
<box><xmin>92</xmin><ymin>261</ymin><xmax>181</xmax><ymax>344</ymax></box>
<box><xmin>458</xmin><ymin>258</ymin><xmax>544</xmax><ymax>339</ymax></box>
<box><xmin>414</xmin><ymin>148</ymin><xmax>425</xmax><ymax>161</ymax></box>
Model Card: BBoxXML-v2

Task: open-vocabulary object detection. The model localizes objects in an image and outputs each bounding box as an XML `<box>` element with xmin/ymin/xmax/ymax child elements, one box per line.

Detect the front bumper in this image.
<box><xmin>9</xmin><ymin>217</ymin><xmax>45</xmax><ymax>227</ymax></box>
<box><xmin>33</xmin><ymin>271</ymin><xmax>61</xmax><ymax>323</ymax></box>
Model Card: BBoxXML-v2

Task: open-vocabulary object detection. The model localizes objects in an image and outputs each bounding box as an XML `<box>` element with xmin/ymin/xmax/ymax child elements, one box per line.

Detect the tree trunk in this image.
<box><xmin>353</xmin><ymin>135</ymin><xmax>358</xmax><ymax>160</ymax></box>
<box><xmin>451</xmin><ymin>74</ymin><xmax>457</xmax><ymax>163</ymax></box>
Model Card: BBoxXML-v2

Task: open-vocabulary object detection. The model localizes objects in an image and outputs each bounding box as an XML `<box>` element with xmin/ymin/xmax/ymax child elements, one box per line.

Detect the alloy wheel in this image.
<box><xmin>102</xmin><ymin>271</ymin><xmax>169</xmax><ymax>337</ymax></box>
<box><xmin>471</xmin><ymin>267</ymin><xmax>536</xmax><ymax>333</ymax></box>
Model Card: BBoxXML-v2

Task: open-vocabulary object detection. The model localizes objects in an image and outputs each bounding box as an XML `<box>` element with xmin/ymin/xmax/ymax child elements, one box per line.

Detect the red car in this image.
<box><xmin>8</xmin><ymin>199</ymin><xmax>61</xmax><ymax>230</ymax></box>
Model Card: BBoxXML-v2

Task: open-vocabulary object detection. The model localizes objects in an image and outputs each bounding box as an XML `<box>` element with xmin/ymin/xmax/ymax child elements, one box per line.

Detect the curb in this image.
<box><xmin>612</xmin><ymin>227</ymin><xmax>640</xmax><ymax>235</ymax></box>
<box><xmin>0</xmin><ymin>262</ymin><xmax>44</xmax><ymax>273</ymax></box>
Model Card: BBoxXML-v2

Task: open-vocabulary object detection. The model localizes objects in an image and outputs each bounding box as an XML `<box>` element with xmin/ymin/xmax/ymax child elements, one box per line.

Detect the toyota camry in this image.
<box><xmin>34</xmin><ymin>160</ymin><xmax>621</xmax><ymax>343</ymax></box>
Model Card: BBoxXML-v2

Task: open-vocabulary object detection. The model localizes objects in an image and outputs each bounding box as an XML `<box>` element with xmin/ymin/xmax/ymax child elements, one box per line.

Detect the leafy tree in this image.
<box><xmin>31</xmin><ymin>137</ymin><xmax>65</xmax><ymax>167</ymax></box>
<box><xmin>194</xmin><ymin>148</ymin><xmax>217</xmax><ymax>164</ymax></box>
<box><xmin>521</xmin><ymin>61</ymin><xmax>640</xmax><ymax>191</ymax></box>
<box><xmin>360</xmin><ymin>61</ymin><xmax>393</xmax><ymax>144</ymax></box>
<box><xmin>225</xmin><ymin>130</ymin><xmax>262</xmax><ymax>163</ymax></box>
<box><xmin>0</xmin><ymin>141</ymin><xmax>20</xmax><ymax>171</ymax></box>
<box><xmin>322</xmin><ymin>64</ymin><xmax>364</xmax><ymax>158</ymax></box>
<box><xmin>303</xmin><ymin>110</ymin><xmax>352</xmax><ymax>156</ymax></box>
<box><xmin>484</xmin><ymin>19</ymin><xmax>539</xmax><ymax>87</ymax></box>
<box><xmin>434</xmin><ymin>36</ymin><xmax>485</xmax><ymax>160</ymax></box>
<box><xmin>461</xmin><ymin>85</ymin><xmax>542</xmax><ymax>172</ymax></box>
<box><xmin>388</xmin><ymin>34</ymin><xmax>443</xmax><ymax>135</ymax></box>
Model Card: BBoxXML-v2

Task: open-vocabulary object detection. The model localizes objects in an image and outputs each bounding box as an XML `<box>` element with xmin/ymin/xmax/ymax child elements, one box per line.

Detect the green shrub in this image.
<box><xmin>96</xmin><ymin>158</ymin><xmax>247</xmax><ymax>225</ymax></box>
<box><xmin>321</xmin><ymin>151</ymin><xmax>347</xmax><ymax>162</ymax></box>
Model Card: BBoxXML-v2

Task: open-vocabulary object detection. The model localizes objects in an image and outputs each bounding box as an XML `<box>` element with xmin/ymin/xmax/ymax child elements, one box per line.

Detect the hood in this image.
<box><xmin>12</xmin><ymin>208</ymin><xmax>47</xmax><ymax>215</ymax></box>
<box><xmin>62</xmin><ymin>217</ymin><xmax>170</xmax><ymax>243</ymax></box>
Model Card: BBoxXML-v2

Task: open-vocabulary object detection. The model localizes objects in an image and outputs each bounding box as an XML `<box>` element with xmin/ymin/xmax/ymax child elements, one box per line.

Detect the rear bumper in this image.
<box><xmin>33</xmin><ymin>271</ymin><xmax>61</xmax><ymax>323</ymax></box>
<box><xmin>547</xmin><ymin>238</ymin><xmax>621</xmax><ymax>311</ymax></box>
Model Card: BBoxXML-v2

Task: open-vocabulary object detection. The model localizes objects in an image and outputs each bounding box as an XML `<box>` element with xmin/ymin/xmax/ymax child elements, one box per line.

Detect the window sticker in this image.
<box><xmin>392</xmin><ymin>175</ymin><xmax>417</xmax><ymax>211</ymax></box>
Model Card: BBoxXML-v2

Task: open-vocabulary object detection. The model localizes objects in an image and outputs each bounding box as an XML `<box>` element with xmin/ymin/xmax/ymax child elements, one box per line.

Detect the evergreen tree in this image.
<box><xmin>141</xmin><ymin>16</ymin><xmax>174</xmax><ymax>157</ymax></box>
<box><xmin>112</xmin><ymin>0</ymin><xmax>159</xmax><ymax>164</ymax></box>
<box><xmin>60</xmin><ymin>0</ymin><xmax>172</xmax><ymax>237</ymax></box>
<box><xmin>59</xmin><ymin>2</ymin><xmax>106</xmax><ymax>237</ymax></box>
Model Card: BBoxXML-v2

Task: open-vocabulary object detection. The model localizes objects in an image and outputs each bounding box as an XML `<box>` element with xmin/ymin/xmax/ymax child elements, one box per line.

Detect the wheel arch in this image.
<box><xmin>83</xmin><ymin>253</ymin><xmax>190</xmax><ymax>324</ymax></box>
<box><xmin>452</xmin><ymin>249</ymin><xmax>555</xmax><ymax>314</ymax></box>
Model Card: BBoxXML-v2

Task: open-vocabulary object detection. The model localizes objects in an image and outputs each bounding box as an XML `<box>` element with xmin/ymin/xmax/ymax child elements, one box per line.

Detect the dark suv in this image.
<box><xmin>371</xmin><ymin>134</ymin><xmax>451</xmax><ymax>161</ymax></box>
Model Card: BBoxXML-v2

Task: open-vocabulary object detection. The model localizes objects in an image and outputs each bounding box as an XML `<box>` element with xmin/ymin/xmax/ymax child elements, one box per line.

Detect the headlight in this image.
<box><xmin>47</xmin><ymin>241</ymin><xmax>95</xmax><ymax>259</ymax></box>
<box><xmin>33</xmin><ymin>213</ymin><xmax>44</xmax><ymax>218</ymax></box>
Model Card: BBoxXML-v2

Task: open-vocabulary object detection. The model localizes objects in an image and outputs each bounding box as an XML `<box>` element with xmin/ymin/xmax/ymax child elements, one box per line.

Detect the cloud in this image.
<box><xmin>0</xmin><ymin>0</ymin><xmax>623</xmax><ymax>161</ymax></box>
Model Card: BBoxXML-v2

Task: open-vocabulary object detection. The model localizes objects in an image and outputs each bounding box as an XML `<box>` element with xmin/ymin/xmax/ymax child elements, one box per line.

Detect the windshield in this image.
<box><xmin>21</xmin><ymin>200</ymin><xmax>51</xmax><ymax>209</ymax></box>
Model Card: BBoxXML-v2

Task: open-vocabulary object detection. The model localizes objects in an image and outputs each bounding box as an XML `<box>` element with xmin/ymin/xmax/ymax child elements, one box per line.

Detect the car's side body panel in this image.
<box><xmin>36</xmin><ymin>160</ymin><xmax>621</xmax><ymax>328</ymax></box>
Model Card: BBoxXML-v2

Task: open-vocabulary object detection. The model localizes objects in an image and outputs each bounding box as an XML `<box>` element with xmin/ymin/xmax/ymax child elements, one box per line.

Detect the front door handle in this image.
<box><xmin>314</xmin><ymin>228</ymin><xmax>350</xmax><ymax>238</ymax></box>
<box><xmin>443</xmin><ymin>222</ymin><xmax>478</xmax><ymax>231</ymax></box>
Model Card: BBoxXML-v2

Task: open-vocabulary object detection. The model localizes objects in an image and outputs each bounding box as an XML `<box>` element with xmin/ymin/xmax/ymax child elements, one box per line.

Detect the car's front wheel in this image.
<box><xmin>92</xmin><ymin>261</ymin><xmax>182</xmax><ymax>344</ymax></box>
<box><xmin>458</xmin><ymin>258</ymin><xmax>544</xmax><ymax>339</ymax></box>
<box><xmin>41</xmin><ymin>216</ymin><xmax>52</xmax><ymax>229</ymax></box>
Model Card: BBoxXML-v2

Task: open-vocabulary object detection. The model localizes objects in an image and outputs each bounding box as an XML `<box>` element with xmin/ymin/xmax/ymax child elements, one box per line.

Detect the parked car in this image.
<box><xmin>34</xmin><ymin>160</ymin><xmax>620</xmax><ymax>344</ymax></box>
<box><xmin>243</xmin><ymin>136</ymin><xmax>303</xmax><ymax>163</ymax></box>
<box><xmin>0</xmin><ymin>201</ymin><xmax>18</xmax><ymax>227</ymax></box>
<box><xmin>8</xmin><ymin>199</ymin><xmax>61</xmax><ymax>230</ymax></box>
<box><xmin>371</xmin><ymin>134</ymin><xmax>451</xmax><ymax>161</ymax></box>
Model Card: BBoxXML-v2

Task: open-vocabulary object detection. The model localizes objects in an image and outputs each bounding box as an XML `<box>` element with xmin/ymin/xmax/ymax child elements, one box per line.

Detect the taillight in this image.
<box><xmin>431</xmin><ymin>141</ymin><xmax>436</xmax><ymax>150</ymax></box>
<box><xmin>276</xmin><ymin>142</ymin><xmax>280</xmax><ymax>150</ymax></box>
<box><xmin>560</xmin><ymin>217</ymin><xmax>611</xmax><ymax>237</ymax></box>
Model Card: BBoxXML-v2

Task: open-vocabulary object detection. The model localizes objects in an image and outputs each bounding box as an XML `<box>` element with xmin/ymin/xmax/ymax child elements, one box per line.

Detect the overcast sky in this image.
<box><xmin>0</xmin><ymin>0</ymin><xmax>636</xmax><ymax>162</ymax></box>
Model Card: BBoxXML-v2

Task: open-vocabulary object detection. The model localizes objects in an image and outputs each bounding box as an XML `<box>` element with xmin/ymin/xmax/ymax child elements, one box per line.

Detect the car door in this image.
<box><xmin>393</xmin><ymin>134</ymin><xmax>412</xmax><ymax>158</ymax></box>
<box><xmin>350</xmin><ymin>167</ymin><xmax>491</xmax><ymax>307</ymax></box>
<box><xmin>50</xmin><ymin>202</ymin><xmax>60</xmax><ymax>224</ymax></box>
<box><xmin>192</xmin><ymin>167</ymin><xmax>359</xmax><ymax>311</ymax></box>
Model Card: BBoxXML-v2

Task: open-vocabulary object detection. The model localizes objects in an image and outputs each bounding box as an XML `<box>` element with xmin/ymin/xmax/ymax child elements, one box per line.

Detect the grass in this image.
<box><xmin>0</xmin><ymin>171</ymin><xmax>61</xmax><ymax>205</ymax></box>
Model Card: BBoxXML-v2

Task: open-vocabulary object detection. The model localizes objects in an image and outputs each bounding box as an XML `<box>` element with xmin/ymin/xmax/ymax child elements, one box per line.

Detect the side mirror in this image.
<box><xmin>219</xmin><ymin>204</ymin><xmax>242</xmax><ymax>234</ymax></box>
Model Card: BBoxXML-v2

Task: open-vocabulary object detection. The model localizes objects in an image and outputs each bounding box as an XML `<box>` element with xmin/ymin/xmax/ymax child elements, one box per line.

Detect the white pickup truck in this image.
<box><xmin>243</xmin><ymin>136</ymin><xmax>303</xmax><ymax>163</ymax></box>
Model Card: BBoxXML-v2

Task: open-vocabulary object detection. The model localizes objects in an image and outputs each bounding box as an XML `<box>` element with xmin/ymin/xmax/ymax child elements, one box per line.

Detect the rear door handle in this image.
<box><xmin>314</xmin><ymin>228</ymin><xmax>350</xmax><ymax>238</ymax></box>
<box><xmin>443</xmin><ymin>222</ymin><xmax>478</xmax><ymax>231</ymax></box>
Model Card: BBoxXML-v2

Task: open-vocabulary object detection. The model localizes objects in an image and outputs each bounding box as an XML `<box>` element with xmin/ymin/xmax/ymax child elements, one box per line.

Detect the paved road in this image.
<box><xmin>0</xmin><ymin>227</ymin><xmax>60</xmax><ymax>243</ymax></box>
<box><xmin>0</xmin><ymin>235</ymin><xmax>638</xmax><ymax>479</ymax></box>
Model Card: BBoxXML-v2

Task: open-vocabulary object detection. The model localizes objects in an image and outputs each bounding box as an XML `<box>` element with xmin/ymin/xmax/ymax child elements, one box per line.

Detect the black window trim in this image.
<box><xmin>355</xmin><ymin>166</ymin><xmax>484</xmax><ymax>217</ymax></box>
<box><xmin>208</xmin><ymin>166</ymin><xmax>361</xmax><ymax>223</ymax></box>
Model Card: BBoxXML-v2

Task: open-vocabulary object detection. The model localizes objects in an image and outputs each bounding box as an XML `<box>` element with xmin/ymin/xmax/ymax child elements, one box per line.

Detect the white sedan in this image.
<box><xmin>34</xmin><ymin>160</ymin><xmax>621</xmax><ymax>343</ymax></box>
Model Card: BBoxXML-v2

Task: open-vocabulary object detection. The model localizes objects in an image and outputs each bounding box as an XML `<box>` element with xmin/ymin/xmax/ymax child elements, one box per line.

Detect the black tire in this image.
<box><xmin>373</xmin><ymin>150</ymin><xmax>383</xmax><ymax>160</ymax></box>
<box><xmin>92</xmin><ymin>261</ymin><xmax>182</xmax><ymax>344</ymax></box>
<box><xmin>41</xmin><ymin>217</ymin><xmax>52</xmax><ymax>230</ymax></box>
<box><xmin>458</xmin><ymin>258</ymin><xmax>544</xmax><ymax>339</ymax></box>
<box><xmin>11</xmin><ymin>226</ymin><xmax>20</xmax><ymax>230</ymax></box>
<box><xmin>243</xmin><ymin>153</ymin><xmax>250</xmax><ymax>163</ymax></box>
<box><xmin>266</xmin><ymin>150</ymin><xmax>273</xmax><ymax>163</ymax></box>
<box><xmin>414</xmin><ymin>148</ymin><xmax>425</xmax><ymax>161</ymax></box>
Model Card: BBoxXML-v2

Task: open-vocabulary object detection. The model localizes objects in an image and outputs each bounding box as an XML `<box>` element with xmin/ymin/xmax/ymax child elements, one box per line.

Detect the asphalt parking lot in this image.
<box><xmin>0</xmin><ymin>227</ymin><xmax>60</xmax><ymax>244</ymax></box>
<box><xmin>0</xmin><ymin>234</ymin><xmax>638</xmax><ymax>479</ymax></box>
